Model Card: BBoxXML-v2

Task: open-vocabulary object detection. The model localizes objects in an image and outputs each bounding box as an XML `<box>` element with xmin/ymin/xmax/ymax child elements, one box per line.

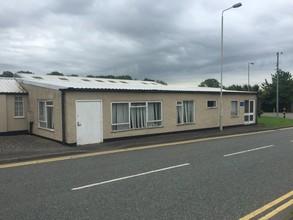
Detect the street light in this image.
<box><xmin>276</xmin><ymin>52</ymin><xmax>283</xmax><ymax>117</ymax></box>
<box><xmin>247</xmin><ymin>62</ymin><xmax>254</xmax><ymax>91</ymax></box>
<box><xmin>220</xmin><ymin>2</ymin><xmax>242</xmax><ymax>131</ymax></box>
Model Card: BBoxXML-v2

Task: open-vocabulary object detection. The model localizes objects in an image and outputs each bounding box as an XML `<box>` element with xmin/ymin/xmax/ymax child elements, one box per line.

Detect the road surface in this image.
<box><xmin>1</xmin><ymin>128</ymin><xmax>292</xmax><ymax>219</ymax></box>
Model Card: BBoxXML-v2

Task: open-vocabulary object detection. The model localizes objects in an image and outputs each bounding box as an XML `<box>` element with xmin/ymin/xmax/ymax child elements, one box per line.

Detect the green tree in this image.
<box><xmin>225</xmin><ymin>84</ymin><xmax>259</xmax><ymax>92</ymax></box>
<box><xmin>199</xmin><ymin>78</ymin><xmax>220</xmax><ymax>88</ymax></box>
<box><xmin>67</xmin><ymin>74</ymin><xmax>79</xmax><ymax>77</ymax></box>
<box><xmin>261</xmin><ymin>70</ymin><xmax>293</xmax><ymax>112</ymax></box>
<box><xmin>87</xmin><ymin>75</ymin><xmax>131</xmax><ymax>79</ymax></box>
<box><xmin>143</xmin><ymin>78</ymin><xmax>167</xmax><ymax>85</ymax></box>
<box><xmin>16</xmin><ymin>70</ymin><xmax>34</xmax><ymax>74</ymax></box>
<box><xmin>47</xmin><ymin>71</ymin><xmax>64</xmax><ymax>76</ymax></box>
<box><xmin>0</xmin><ymin>71</ymin><xmax>14</xmax><ymax>77</ymax></box>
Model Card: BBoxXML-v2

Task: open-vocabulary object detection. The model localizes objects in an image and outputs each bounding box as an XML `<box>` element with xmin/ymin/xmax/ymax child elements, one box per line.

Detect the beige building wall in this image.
<box><xmin>0</xmin><ymin>95</ymin><xmax>8</xmax><ymax>132</ymax></box>
<box><xmin>20</xmin><ymin>83</ymin><xmax>63</xmax><ymax>141</ymax></box>
<box><xmin>18</xmin><ymin>83</ymin><xmax>257</xmax><ymax>144</ymax></box>
<box><xmin>64</xmin><ymin>91</ymin><xmax>257</xmax><ymax>144</ymax></box>
<box><xmin>0</xmin><ymin>94</ymin><xmax>28</xmax><ymax>132</ymax></box>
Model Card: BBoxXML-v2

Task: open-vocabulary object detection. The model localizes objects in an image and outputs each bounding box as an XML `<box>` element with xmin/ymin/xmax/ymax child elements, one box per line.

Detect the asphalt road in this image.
<box><xmin>1</xmin><ymin>128</ymin><xmax>292</xmax><ymax>219</ymax></box>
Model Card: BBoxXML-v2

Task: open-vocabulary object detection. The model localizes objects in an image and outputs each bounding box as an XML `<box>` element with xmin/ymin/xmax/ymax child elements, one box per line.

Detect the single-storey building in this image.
<box><xmin>0</xmin><ymin>78</ymin><xmax>28</xmax><ymax>133</ymax></box>
<box><xmin>1</xmin><ymin>74</ymin><xmax>257</xmax><ymax>145</ymax></box>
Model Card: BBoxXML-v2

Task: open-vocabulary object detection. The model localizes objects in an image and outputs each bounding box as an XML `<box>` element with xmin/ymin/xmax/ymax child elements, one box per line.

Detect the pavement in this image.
<box><xmin>1</xmin><ymin>121</ymin><xmax>292</xmax><ymax>165</ymax></box>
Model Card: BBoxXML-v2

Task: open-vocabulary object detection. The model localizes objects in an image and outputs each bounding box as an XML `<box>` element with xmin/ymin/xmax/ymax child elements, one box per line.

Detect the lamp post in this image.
<box><xmin>220</xmin><ymin>2</ymin><xmax>242</xmax><ymax>131</ymax></box>
<box><xmin>276</xmin><ymin>52</ymin><xmax>283</xmax><ymax>117</ymax></box>
<box><xmin>247</xmin><ymin>62</ymin><xmax>254</xmax><ymax>91</ymax></box>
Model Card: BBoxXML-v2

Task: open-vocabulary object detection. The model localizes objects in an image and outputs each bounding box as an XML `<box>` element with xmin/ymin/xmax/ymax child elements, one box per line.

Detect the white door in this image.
<box><xmin>76</xmin><ymin>100</ymin><xmax>103</xmax><ymax>145</ymax></box>
<box><xmin>244</xmin><ymin>100</ymin><xmax>255</xmax><ymax>125</ymax></box>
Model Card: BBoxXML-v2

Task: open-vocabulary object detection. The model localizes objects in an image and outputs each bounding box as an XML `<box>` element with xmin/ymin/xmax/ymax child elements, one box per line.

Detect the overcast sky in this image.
<box><xmin>0</xmin><ymin>0</ymin><xmax>292</xmax><ymax>86</ymax></box>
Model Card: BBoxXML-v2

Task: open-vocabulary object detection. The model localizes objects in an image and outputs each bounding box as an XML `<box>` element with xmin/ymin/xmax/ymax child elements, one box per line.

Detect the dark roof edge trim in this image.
<box><xmin>0</xmin><ymin>92</ymin><xmax>28</xmax><ymax>95</ymax></box>
<box><xmin>59</xmin><ymin>87</ymin><xmax>257</xmax><ymax>95</ymax></box>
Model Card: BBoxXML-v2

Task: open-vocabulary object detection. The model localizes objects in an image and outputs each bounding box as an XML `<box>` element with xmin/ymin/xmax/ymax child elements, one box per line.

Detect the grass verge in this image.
<box><xmin>258</xmin><ymin>116</ymin><xmax>293</xmax><ymax>127</ymax></box>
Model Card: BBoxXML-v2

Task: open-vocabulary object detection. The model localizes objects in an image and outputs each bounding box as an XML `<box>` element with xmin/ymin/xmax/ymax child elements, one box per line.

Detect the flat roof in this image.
<box><xmin>15</xmin><ymin>74</ymin><xmax>256</xmax><ymax>94</ymax></box>
<box><xmin>0</xmin><ymin>77</ymin><xmax>27</xmax><ymax>94</ymax></box>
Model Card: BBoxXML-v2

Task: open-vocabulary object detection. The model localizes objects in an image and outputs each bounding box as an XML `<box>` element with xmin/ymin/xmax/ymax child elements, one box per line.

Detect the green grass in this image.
<box><xmin>258</xmin><ymin>116</ymin><xmax>293</xmax><ymax>127</ymax></box>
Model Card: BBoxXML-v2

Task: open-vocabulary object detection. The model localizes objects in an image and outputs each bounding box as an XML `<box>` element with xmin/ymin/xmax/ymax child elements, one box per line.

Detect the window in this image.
<box><xmin>177</xmin><ymin>101</ymin><xmax>194</xmax><ymax>124</ymax></box>
<box><xmin>112</xmin><ymin>103</ymin><xmax>130</xmax><ymax>131</ymax></box>
<box><xmin>231</xmin><ymin>101</ymin><xmax>239</xmax><ymax>117</ymax></box>
<box><xmin>112</xmin><ymin>102</ymin><xmax>162</xmax><ymax>131</ymax></box>
<box><xmin>38</xmin><ymin>100</ymin><xmax>54</xmax><ymax>130</ymax></box>
<box><xmin>147</xmin><ymin>102</ymin><xmax>162</xmax><ymax>127</ymax></box>
<box><xmin>207</xmin><ymin>100</ymin><xmax>217</xmax><ymax>108</ymax></box>
<box><xmin>14</xmin><ymin>97</ymin><xmax>24</xmax><ymax>117</ymax></box>
<box><xmin>130</xmin><ymin>102</ymin><xmax>147</xmax><ymax>129</ymax></box>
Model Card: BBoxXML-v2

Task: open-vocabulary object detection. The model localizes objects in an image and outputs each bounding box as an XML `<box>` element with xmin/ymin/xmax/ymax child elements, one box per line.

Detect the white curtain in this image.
<box><xmin>231</xmin><ymin>101</ymin><xmax>238</xmax><ymax>117</ymax></box>
<box><xmin>148</xmin><ymin>102</ymin><xmax>161</xmax><ymax>126</ymax></box>
<box><xmin>112</xmin><ymin>103</ymin><xmax>129</xmax><ymax>130</ymax></box>
<box><xmin>47</xmin><ymin>106</ymin><xmax>54</xmax><ymax>129</ymax></box>
<box><xmin>39</xmin><ymin>101</ymin><xmax>45</xmax><ymax>121</ymax></box>
<box><xmin>183</xmin><ymin>101</ymin><xmax>194</xmax><ymax>123</ymax></box>
<box><xmin>130</xmin><ymin>107</ymin><xmax>146</xmax><ymax>129</ymax></box>
<box><xmin>148</xmin><ymin>103</ymin><xmax>161</xmax><ymax>121</ymax></box>
<box><xmin>177</xmin><ymin>105</ymin><xmax>183</xmax><ymax>124</ymax></box>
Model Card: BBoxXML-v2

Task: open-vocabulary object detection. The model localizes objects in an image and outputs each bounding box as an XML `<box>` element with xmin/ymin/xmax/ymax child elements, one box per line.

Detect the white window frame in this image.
<box><xmin>38</xmin><ymin>100</ymin><xmax>54</xmax><ymax>130</ymax></box>
<box><xmin>207</xmin><ymin>100</ymin><xmax>217</xmax><ymax>109</ymax></box>
<box><xmin>14</xmin><ymin>96</ymin><xmax>24</xmax><ymax>118</ymax></box>
<box><xmin>231</xmin><ymin>100</ymin><xmax>239</xmax><ymax>118</ymax></box>
<box><xmin>176</xmin><ymin>100</ymin><xmax>195</xmax><ymax>125</ymax></box>
<box><xmin>111</xmin><ymin>101</ymin><xmax>162</xmax><ymax>131</ymax></box>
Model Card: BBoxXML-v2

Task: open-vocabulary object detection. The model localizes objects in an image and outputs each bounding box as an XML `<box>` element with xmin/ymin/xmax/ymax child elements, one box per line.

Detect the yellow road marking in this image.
<box><xmin>239</xmin><ymin>191</ymin><xmax>293</xmax><ymax>220</ymax></box>
<box><xmin>259</xmin><ymin>199</ymin><xmax>293</xmax><ymax>220</ymax></box>
<box><xmin>0</xmin><ymin>129</ymin><xmax>274</xmax><ymax>169</ymax></box>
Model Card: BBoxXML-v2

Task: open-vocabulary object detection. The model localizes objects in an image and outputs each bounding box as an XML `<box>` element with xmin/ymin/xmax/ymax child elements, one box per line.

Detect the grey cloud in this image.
<box><xmin>0</xmin><ymin>0</ymin><xmax>292</xmax><ymax>86</ymax></box>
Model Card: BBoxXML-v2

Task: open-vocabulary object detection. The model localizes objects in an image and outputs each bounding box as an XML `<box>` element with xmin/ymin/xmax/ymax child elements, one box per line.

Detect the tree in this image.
<box><xmin>87</xmin><ymin>75</ymin><xmax>132</xmax><ymax>80</ymax></box>
<box><xmin>198</xmin><ymin>78</ymin><xmax>220</xmax><ymax>88</ymax></box>
<box><xmin>143</xmin><ymin>78</ymin><xmax>167</xmax><ymax>85</ymax></box>
<box><xmin>155</xmin><ymin>80</ymin><xmax>167</xmax><ymax>85</ymax></box>
<box><xmin>225</xmin><ymin>84</ymin><xmax>259</xmax><ymax>92</ymax></box>
<box><xmin>47</xmin><ymin>71</ymin><xmax>64</xmax><ymax>76</ymax></box>
<box><xmin>0</xmin><ymin>71</ymin><xmax>14</xmax><ymax>77</ymax></box>
<box><xmin>67</xmin><ymin>74</ymin><xmax>79</xmax><ymax>77</ymax></box>
<box><xmin>16</xmin><ymin>70</ymin><xmax>34</xmax><ymax>74</ymax></box>
<box><xmin>261</xmin><ymin>70</ymin><xmax>293</xmax><ymax>112</ymax></box>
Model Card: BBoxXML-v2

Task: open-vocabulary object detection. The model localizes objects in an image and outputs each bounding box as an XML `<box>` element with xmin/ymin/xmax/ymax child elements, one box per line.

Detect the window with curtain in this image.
<box><xmin>147</xmin><ymin>102</ymin><xmax>162</xmax><ymax>127</ymax></box>
<box><xmin>14</xmin><ymin>97</ymin><xmax>24</xmax><ymax>117</ymax></box>
<box><xmin>38</xmin><ymin>100</ymin><xmax>54</xmax><ymax>130</ymax></box>
<box><xmin>130</xmin><ymin>102</ymin><xmax>146</xmax><ymax>129</ymax></box>
<box><xmin>177</xmin><ymin>101</ymin><xmax>194</xmax><ymax>124</ymax></box>
<box><xmin>231</xmin><ymin>101</ymin><xmax>239</xmax><ymax>117</ymax></box>
<box><xmin>112</xmin><ymin>102</ymin><xmax>162</xmax><ymax>131</ymax></box>
<box><xmin>112</xmin><ymin>103</ymin><xmax>129</xmax><ymax>130</ymax></box>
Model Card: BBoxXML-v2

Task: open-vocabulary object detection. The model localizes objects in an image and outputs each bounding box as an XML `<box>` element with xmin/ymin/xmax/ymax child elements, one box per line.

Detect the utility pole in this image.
<box><xmin>276</xmin><ymin>52</ymin><xmax>282</xmax><ymax>117</ymax></box>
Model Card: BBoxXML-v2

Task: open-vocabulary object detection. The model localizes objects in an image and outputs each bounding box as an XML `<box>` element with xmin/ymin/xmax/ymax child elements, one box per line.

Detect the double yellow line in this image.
<box><xmin>240</xmin><ymin>190</ymin><xmax>293</xmax><ymax>219</ymax></box>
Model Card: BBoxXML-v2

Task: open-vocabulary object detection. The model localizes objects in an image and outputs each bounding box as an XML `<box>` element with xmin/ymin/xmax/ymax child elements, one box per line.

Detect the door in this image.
<box><xmin>244</xmin><ymin>100</ymin><xmax>255</xmax><ymax>125</ymax></box>
<box><xmin>76</xmin><ymin>100</ymin><xmax>103</xmax><ymax>145</ymax></box>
